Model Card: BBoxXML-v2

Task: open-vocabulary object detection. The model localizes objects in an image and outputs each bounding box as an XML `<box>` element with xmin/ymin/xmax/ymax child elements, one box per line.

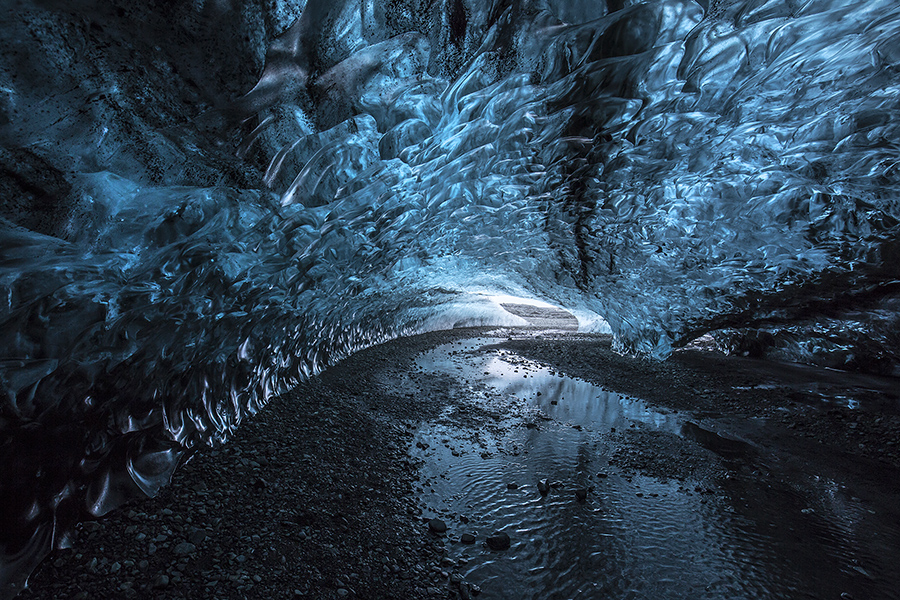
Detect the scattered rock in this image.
<box><xmin>486</xmin><ymin>532</ymin><xmax>510</xmax><ymax>551</ymax></box>
<box><xmin>575</xmin><ymin>488</ymin><xmax>588</xmax><ymax>502</ymax></box>
<box><xmin>506</xmin><ymin>482</ymin><xmax>518</xmax><ymax>490</ymax></box>
<box><xmin>428</xmin><ymin>518</ymin><xmax>447</xmax><ymax>534</ymax></box>
<box><xmin>173</xmin><ymin>542</ymin><xmax>196</xmax><ymax>555</ymax></box>
<box><xmin>21</xmin><ymin>329</ymin><xmax>896</xmax><ymax>600</ymax></box>
<box><xmin>459</xmin><ymin>582</ymin><xmax>473</xmax><ymax>600</ymax></box>
<box><xmin>188</xmin><ymin>529</ymin><xmax>209</xmax><ymax>545</ymax></box>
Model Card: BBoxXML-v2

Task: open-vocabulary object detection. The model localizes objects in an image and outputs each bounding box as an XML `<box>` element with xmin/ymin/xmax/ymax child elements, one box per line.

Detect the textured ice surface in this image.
<box><xmin>2</xmin><ymin>0</ymin><xmax>900</xmax><ymax>594</ymax></box>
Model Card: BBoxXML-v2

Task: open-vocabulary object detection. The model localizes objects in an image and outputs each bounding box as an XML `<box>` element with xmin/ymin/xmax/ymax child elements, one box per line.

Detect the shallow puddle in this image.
<box><xmin>411</xmin><ymin>339</ymin><xmax>900</xmax><ymax>600</ymax></box>
<box><xmin>416</xmin><ymin>338</ymin><xmax>682</xmax><ymax>434</ymax></box>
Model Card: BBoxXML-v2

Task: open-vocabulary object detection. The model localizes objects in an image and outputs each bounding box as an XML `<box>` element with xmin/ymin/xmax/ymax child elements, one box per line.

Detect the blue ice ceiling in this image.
<box><xmin>2</xmin><ymin>0</ymin><xmax>900</xmax><ymax>594</ymax></box>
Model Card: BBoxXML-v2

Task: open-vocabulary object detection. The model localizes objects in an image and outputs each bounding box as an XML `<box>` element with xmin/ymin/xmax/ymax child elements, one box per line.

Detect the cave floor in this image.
<box><xmin>19</xmin><ymin>327</ymin><xmax>900</xmax><ymax>600</ymax></box>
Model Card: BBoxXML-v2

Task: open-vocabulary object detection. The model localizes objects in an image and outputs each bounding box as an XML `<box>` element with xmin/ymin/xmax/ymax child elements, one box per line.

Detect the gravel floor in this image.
<box><xmin>18</xmin><ymin>327</ymin><xmax>900</xmax><ymax>599</ymax></box>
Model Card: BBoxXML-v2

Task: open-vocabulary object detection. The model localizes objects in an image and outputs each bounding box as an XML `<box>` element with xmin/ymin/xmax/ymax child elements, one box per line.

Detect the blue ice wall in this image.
<box><xmin>2</xmin><ymin>0</ymin><xmax>900</xmax><ymax>594</ymax></box>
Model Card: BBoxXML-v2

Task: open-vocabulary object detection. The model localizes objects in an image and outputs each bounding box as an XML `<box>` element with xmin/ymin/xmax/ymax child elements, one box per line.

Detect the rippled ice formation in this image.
<box><xmin>2</xmin><ymin>0</ymin><xmax>900</xmax><ymax>594</ymax></box>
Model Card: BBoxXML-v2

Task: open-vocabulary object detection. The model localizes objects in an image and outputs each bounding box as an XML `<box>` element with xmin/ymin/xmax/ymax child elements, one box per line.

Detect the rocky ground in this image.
<box><xmin>19</xmin><ymin>329</ymin><xmax>484</xmax><ymax>600</ymax></box>
<box><xmin>18</xmin><ymin>327</ymin><xmax>900</xmax><ymax>599</ymax></box>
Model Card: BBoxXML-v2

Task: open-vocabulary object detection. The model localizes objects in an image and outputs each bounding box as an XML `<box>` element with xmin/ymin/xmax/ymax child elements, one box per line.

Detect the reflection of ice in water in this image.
<box><xmin>416</xmin><ymin>341</ymin><xmax>680</xmax><ymax>433</ymax></box>
<box><xmin>412</xmin><ymin>341</ymin><xmax>900</xmax><ymax>600</ymax></box>
<box><xmin>412</xmin><ymin>342</ymin><xmax>764</xmax><ymax>599</ymax></box>
<box><xmin>480</xmin><ymin>354</ymin><xmax>681</xmax><ymax>433</ymax></box>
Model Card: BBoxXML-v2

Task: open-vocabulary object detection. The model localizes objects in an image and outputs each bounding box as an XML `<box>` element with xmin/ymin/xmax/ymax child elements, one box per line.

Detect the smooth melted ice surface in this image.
<box><xmin>411</xmin><ymin>341</ymin><xmax>900</xmax><ymax>599</ymax></box>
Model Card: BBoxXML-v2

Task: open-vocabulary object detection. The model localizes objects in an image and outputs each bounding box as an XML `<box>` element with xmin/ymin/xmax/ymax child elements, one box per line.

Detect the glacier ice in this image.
<box><xmin>2</xmin><ymin>0</ymin><xmax>900</xmax><ymax>594</ymax></box>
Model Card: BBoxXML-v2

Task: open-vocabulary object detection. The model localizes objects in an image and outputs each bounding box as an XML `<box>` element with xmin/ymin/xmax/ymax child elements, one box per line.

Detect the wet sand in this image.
<box><xmin>18</xmin><ymin>327</ymin><xmax>900</xmax><ymax>599</ymax></box>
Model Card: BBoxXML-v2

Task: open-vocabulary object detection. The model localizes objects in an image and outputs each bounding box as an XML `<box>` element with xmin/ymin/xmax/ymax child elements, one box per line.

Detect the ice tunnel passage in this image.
<box><xmin>2</xmin><ymin>0</ymin><xmax>900</xmax><ymax>595</ymax></box>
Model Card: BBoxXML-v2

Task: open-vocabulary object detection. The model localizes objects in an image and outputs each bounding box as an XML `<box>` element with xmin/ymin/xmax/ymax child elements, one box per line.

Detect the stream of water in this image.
<box><xmin>410</xmin><ymin>339</ymin><xmax>900</xmax><ymax>599</ymax></box>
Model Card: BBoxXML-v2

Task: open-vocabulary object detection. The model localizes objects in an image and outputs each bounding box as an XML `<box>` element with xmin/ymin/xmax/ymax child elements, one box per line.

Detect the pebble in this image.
<box><xmin>173</xmin><ymin>542</ymin><xmax>196</xmax><ymax>555</ymax></box>
<box><xmin>486</xmin><ymin>532</ymin><xmax>511</xmax><ymax>551</ymax></box>
<box><xmin>575</xmin><ymin>488</ymin><xmax>588</xmax><ymax>502</ymax></box>
<box><xmin>152</xmin><ymin>574</ymin><xmax>170</xmax><ymax>589</ymax></box>
<box><xmin>460</xmin><ymin>533</ymin><xmax>476</xmax><ymax>544</ymax></box>
<box><xmin>188</xmin><ymin>529</ymin><xmax>209</xmax><ymax>544</ymax></box>
<box><xmin>428</xmin><ymin>518</ymin><xmax>447</xmax><ymax>534</ymax></box>
<box><xmin>537</xmin><ymin>479</ymin><xmax>550</xmax><ymax>495</ymax></box>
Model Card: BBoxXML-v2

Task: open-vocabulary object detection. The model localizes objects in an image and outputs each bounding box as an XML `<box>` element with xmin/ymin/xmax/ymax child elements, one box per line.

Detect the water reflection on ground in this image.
<box><xmin>410</xmin><ymin>339</ymin><xmax>900</xmax><ymax>600</ymax></box>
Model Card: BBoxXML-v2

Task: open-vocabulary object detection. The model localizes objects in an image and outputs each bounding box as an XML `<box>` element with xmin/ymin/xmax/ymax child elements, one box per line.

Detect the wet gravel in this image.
<box><xmin>18</xmin><ymin>327</ymin><xmax>900</xmax><ymax>599</ymax></box>
<box><xmin>19</xmin><ymin>329</ymin><xmax>486</xmax><ymax>600</ymax></box>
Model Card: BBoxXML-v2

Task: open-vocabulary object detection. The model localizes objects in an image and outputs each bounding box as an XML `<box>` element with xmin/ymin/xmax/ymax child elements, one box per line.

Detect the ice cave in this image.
<box><xmin>2</xmin><ymin>0</ymin><xmax>900</xmax><ymax>598</ymax></box>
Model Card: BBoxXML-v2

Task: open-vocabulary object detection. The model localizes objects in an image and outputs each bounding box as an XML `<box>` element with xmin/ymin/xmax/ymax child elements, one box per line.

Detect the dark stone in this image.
<box><xmin>173</xmin><ymin>542</ymin><xmax>196</xmax><ymax>555</ymax></box>
<box><xmin>460</xmin><ymin>533</ymin><xmax>476</xmax><ymax>544</ymax></box>
<box><xmin>188</xmin><ymin>529</ymin><xmax>209</xmax><ymax>545</ymax></box>
<box><xmin>459</xmin><ymin>582</ymin><xmax>473</xmax><ymax>600</ymax></box>
<box><xmin>486</xmin><ymin>532</ymin><xmax>510</xmax><ymax>551</ymax></box>
<box><xmin>428</xmin><ymin>518</ymin><xmax>447</xmax><ymax>534</ymax></box>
